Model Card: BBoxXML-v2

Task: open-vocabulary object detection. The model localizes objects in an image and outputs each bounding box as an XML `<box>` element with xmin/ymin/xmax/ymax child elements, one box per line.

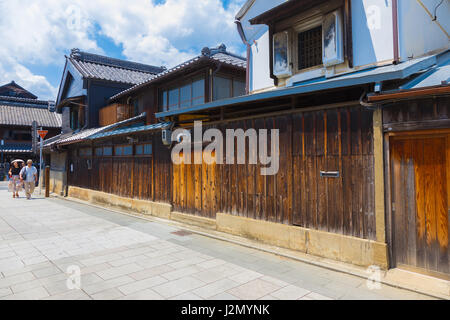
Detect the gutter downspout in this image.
<box><xmin>392</xmin><ymin>0</ymin><xmax>400</xmax><ymax>64</ymax></box>
<box><xmin>235</xmin><ymin>20</ymin><xmax>251</xmax><ymax>95</ymax></box>
<box><xmin>268</xmin><ymin>23</ymin><xmax>279</xmax><ymax>86</ymax></box>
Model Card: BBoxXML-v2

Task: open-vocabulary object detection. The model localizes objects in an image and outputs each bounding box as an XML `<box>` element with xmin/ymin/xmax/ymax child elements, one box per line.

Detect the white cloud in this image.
<box><xmin>0</xmin><ymin>51</ymin><xmax>58</xmax><ymax>100</ymax></box>
<box><xmin>82</xmin><ymin>0</ymin><xmax>247</xmax><ymax>66</ymax></box>
<box><xmin>0</xmin><ymin>0</ymin><xmax>246</xmax><ymax>100</ymax></box>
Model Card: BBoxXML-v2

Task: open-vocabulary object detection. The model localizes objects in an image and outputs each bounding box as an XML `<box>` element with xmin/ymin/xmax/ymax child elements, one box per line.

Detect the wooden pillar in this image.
<box><xmin>45</xmin><ymin>166</ymin><xmax>50</xmax><ymax>198</ymax></box>
<box><xmin>373</xmin><ymin>107</ymin><xmax>386</xmax><ymax>243</ymax></box>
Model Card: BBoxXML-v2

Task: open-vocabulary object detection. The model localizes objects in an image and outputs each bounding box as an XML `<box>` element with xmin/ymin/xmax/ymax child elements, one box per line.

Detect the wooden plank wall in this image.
<box><xmin>68</xmin><ymin>133</ymin><xmax>171</xmax><ymax>204</ymax></box>
<box><xmin>383</xmin><ymin>97</ymin><xmax>450</xmax><ymax>132</ymax></box>
<box><xmin>172</xmin><ymin>106</ymin><xmax>376</xmax><ymax>240</ymax></box>
<box><xmin>99</xmin><ymin>103</ymin><xmax>132</xmax><ymax>126</ymax></box>
<box><xmin>68</xmin><ymin>105</ymin><xmax>375</xmax><ymax>241</ymax></box>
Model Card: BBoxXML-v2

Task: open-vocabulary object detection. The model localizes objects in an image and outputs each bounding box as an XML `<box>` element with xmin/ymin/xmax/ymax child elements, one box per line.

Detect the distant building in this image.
<box><xmin>0</xmin><ymin>81</ymin><xmax>38</xmax><ymax>99</ymax></box>
<box><xmin>44</xmin><ymin>45</ymin><xmax>246</xmax><ymax>196</ymax></box>
<box><xmin>0</xmin><ymin>87</ymin><xmax>61</xmax><ymax>176</ymax></box>
<box><xmin>55</xmin><ymin>48</ymin><xmax>166</xmax><ymax>133</ymax></box>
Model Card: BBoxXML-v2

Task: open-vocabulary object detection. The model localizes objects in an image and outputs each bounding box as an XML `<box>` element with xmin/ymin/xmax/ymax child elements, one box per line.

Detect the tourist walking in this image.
<box><xmin>20</xmin><ymin>159</ymin><xmax>38</xmax><ymax>200</ymax></box>
<box><xmin>8</xmin><ymin>160</ymin><xmax>24</xmax><ymax>198</ymax></box>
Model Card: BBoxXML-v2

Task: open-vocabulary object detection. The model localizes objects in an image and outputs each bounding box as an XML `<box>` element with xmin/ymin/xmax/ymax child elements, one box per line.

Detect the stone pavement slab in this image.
<box><xmin>0</xmin><ymin>182</ymin><xmax>437</xmax><ymax>300</ymax></box>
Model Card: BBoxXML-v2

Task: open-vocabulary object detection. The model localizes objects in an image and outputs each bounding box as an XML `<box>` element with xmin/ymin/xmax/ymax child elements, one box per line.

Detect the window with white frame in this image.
<box><xmin>273</xmin><ymin>31</ymin><xmax>290</xmax><ymax>77</ymax></box>
<box><xmin>273</xmin><ymin>9</ymin><xmax>344</xmax><ymax>77</ymax></box>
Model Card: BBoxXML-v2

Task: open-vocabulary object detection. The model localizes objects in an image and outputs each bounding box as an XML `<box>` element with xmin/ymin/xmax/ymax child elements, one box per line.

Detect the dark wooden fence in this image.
<box><xmin>172</xmin><ymin>105</ymin><xmax>376</xmax><ymax>240</ymax></box>
<box><xmin>68</xmin><ymin>105</ymin><xmax>375</xmax><ymax>241</ymax></box>
<box><xmin>68</xmin><ymin>134</ymin><xmax>172</xmax><ymax>204</ymax></box>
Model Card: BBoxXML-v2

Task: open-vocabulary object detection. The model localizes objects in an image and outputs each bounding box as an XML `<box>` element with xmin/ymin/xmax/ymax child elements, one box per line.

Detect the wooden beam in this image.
<box><xmin>373</xmin><ymin>108</ymin><xmax>386</xmax><ymax>244</ymax></box>
<box><xmin>344</xmin><ymin>0</ymin><xmax>353</xmax><ymax>68</ymax></box>
<box><xmin>384</xmin><ymin>119</ymin><xmax>450</xmax><ymax>133</ymax></box>
<box><xmin>368</xmin><ymin>86</ymin><xmax>450</xmax><ymax>102</ymax></box>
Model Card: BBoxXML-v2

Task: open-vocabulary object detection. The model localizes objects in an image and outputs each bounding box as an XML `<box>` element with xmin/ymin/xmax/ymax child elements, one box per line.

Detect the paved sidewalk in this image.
<box><xmin>0</xmin><ymin>182</ymin><xmax>434</xmax><ymax>300</ymax></box>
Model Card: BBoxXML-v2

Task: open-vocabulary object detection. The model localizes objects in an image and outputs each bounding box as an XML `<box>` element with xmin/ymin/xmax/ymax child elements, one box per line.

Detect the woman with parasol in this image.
<box><xmin>8</xmin><ymin>159</ymin><xmax>24</xmax><ymax>198</ymax></box>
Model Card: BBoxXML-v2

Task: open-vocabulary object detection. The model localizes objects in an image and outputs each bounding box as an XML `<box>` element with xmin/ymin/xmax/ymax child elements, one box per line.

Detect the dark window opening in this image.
<box><xmin>79</xmin><ymin>148</ymin><xmax>92</xmax><ymax>157</ymax></box>
<box><xmin>115</xmin><ymin>145</ymin><xmax>133</xmax><ymax>156</ymax></box>
<box><xmin>133</xmin><ymin>99</ymin><xmax>140</xmax><ymax>117</ymax></box>
<box><xmin>159</xmin><ymin>77</ymin><xmax>205</xmax><ymax>112</ymax></box>
<box><xmin>213</xmin><ymin>76</ymin><xmax>246</xmax><ymax>101</ymax></box>
<box><xmin>95</xmin><ymin>147</ymin><xmax>103</xmax><ymax>156</ymax></box>
<box><xmin>298</xmin><ymin>26</ymin><xmax>323</xmax><ymax>70</ymax></box>
<box><xmin>136</xmin><ymin>144</ymin><xmax>152</xmax><ymax>156</ymax></box>
<box><xmin>70</xmin><ymin>109</ymin><xmax>79</xmax><ymax>130</ymax></box>
<box><xmin>103</xmin><ymin>147</ymin><xmax>113</xmax><ymax>156</ymax></box>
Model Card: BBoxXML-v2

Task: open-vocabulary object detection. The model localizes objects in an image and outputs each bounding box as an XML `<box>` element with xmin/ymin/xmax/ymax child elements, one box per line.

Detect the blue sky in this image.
<box><xmin>0</xmin><ymin>0</ymin><xmax>247</xmax><ymax>100</ymax></box>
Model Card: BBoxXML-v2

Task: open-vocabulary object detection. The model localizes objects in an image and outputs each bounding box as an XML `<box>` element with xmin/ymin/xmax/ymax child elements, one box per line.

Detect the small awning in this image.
<box><xmin>45</xmin><ymin>113</ymin><xmax>147</xmax><ymax>148</ymax></box>
<box><xmin>368</xmin><ymin>50</ymin><xmax>450</xmax><ymax>102</ymax></box>
<box><xmin>249</xmin><ymin>0</ymin><xmax>328</xmax><ymax>25</ymax></box>
<box><xmin>55</xmin><ymin>95</ymin><xmax>86</xmax><ymax>113</ymax></box>
<box><xmin>89</xmin><ymin>122</ymin><xmax>171</xmax><ymax>140</ymax></box>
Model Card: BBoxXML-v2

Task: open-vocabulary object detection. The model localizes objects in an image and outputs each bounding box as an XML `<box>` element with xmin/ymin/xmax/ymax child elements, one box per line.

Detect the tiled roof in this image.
<box><xmin>110</xmin><ymin>44</ymin><xmax>246</xmax><ymax>101</ymax></box>
<box><xmin>0</xmin><ymin>142</ymin><xmax>32</xmax><ymax>153</ymax></box>
<box><xmin>210</xmin><ymin>51</ymin><xmax>247</xmax><ymax>68</ymax></box>
<box><xmin>89</xmin><ymin>122</ymin><xmax>171</xmax><ymax>140</ymax></box>
<box><xmin>0</xmin><ymin>95</ymin><xmax>55</xmax><ymax>107</ymax></box>
<box><xmin>0</xmin><ymin>97</ymin><xmax>61</xmax><ymax>128</ymax></box>
<box><xmin>69</xmin><ymin>49</ymin><xmax>166</xmax><ymax>85</ymax></box>
<box><xmin>45</xmin><ymin>113</ymin><xmax>147</xmax><ymax>147</ymax></box>
<box><xmin>0</xmin><ymin>81</ymin><xmax>38</xmax><ymax>99</ymax></box>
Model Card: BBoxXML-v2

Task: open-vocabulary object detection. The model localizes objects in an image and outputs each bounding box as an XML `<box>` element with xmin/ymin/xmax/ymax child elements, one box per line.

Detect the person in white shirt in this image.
<box><xmin>20</xmin><ymin>159</ymin><xmax>38</xmax><ymax>200</ymax></box>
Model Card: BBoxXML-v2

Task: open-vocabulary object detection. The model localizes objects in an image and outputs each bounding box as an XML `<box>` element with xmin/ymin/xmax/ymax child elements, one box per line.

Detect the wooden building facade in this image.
<box><xmin>381</xmin><ymin>96</ymin><xmax>450</xmax><ymax>278</ymax></box>
<box><xmin>47</xmin><ymin>36</ymin><xmax>449</xmax><ymax>278</ymax></box>
<box><xmin>63</xmin><ymin>88</ymin><xmax>450</xmax><ymax>278</ymax></box>
<box><xmin>67</xmin><ymin>130</ymin><xmax>172</xmax><ymax>205</ymax></box>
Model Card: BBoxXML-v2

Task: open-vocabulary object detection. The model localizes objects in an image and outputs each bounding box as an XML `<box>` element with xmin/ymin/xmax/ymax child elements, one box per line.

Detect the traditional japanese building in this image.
<box><xmin>44</xmin><ymin>0</ymin><xmax>449</xmax><ymax>288</ymax></box>
<box><xmin>45</xmin><ymin>45</ymin><xmax>246</xmax><ymax>198</ymax></box>
<box><xmin>0</xmin><ymin>88</ymin><xmax>61</xmax><ymax>179</ymax></box>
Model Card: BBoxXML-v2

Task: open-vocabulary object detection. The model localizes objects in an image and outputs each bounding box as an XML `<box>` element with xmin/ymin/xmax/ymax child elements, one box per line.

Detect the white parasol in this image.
<box><xmin>11</xmin><ymin>159</ymin><xmax>25</xmax><ymax>164</ymax></box>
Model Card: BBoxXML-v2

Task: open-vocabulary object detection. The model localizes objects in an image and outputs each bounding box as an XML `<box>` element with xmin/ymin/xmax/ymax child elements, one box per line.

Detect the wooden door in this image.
<box><xmin>390</xmin><ymin>134</ymin><xmax>449</xmax><ymax>278</ymax></box>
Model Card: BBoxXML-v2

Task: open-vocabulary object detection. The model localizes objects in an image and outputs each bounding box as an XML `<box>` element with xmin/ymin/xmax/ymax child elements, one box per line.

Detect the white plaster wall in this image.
<box><xmin>250</xmin><ymin>31</ymin><xmax>274</xmax><ymax>92</ymax></box>
<box><xmin>351</xmin><ymin>0</ymin><xmax>394</xmax><ymax>67</ymax></box>
<box><xmin>398</xmin><ymin>0</ymin><xmax>450</xmax><ymax>61</ymax></box>
<box><xmin>240</xmin><ymin>0</ymin><xmax>286</xmax><ymax>92</ymax></box>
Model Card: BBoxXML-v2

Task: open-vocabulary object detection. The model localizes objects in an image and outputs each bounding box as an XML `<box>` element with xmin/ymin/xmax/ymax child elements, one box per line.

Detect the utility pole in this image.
<box><xmin>1</xmin><ymin>140</ymin><xmax>4</xmax><ymax>180</ymax></box>
<box><xmin>39</xmin><ymin>127</ymin><xmax>43</xmax><ymax>195</ymax></box>
<box><xmin>36</xmin><ymin>128</ymin><xmax>48</xmax><ymax>195</ymax></box>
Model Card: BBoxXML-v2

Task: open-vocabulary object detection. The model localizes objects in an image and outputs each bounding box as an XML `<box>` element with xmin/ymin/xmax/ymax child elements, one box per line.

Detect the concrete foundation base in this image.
<box><xmin>216</xmin><ymin>212</ymin><xmax>388</xmax><ymax>269</ymax></box>
<box><xmin>68</xmin><ymin>186</ymin><xmax>171</xmax><ymax>220</ymax></box>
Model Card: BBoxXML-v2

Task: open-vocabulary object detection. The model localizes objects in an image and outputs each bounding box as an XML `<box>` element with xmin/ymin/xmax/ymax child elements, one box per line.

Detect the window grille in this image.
<box><xmin>298</xmin><ymin>26</ymin><xmax>323</xmax><ymax>70</ymax></box>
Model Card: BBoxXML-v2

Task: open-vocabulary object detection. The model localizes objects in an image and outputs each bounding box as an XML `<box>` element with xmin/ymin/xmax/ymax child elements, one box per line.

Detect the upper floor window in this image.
<box><xmin>114</xmin><ymin>145</ymin><xmax>133</xmax><ymax>156</ymax></box>
<box><xmin>70</xmin><ymin>109</ymin><xmax>79</xmax><ymax>131</ymax></box>
<box><xmin>159</xmin><ymin>78</ymin><xmax>205</xmax><ymax>112</ymax></box>
<box><xmin>94</xmin><ymin>146</ymin><xmax>113</xmax><ymax>157</ymax></box>
<box><xmin>95</xmin><ymin>147</ymin><xmax>103</xmax><ymax>157</ymax></box>
<box><xmin>132</xmin><ymin>98</ymin><xmax>140</xmax><ymax>117</ymax></box>
<box><xmin>79</xmin><ymin>148</ymin><xmax>92</xmax><ymax>157</ymax></box>
<box><xmin>135</xmin><ymin>143</ymin><xmax>152</xmax><ymax>156</ymax></box>
<box><xmin>298</xmin><ymin>26</ymin><xmax>323</xmax><ymax>70</ymax></box>
<box><xmin>103</xmin><ymin>147</ymin><xmax>113</xmax><ymax>156</ymax></box>
<box><xmin>213</xmin><ymin>76</ymin><xmax>246</xmax><ymax>101</ymax></box>
<box><xmin>273</xmin><ymin>9</ymin><xmax>344</xmax><ymax>77</ymax></box>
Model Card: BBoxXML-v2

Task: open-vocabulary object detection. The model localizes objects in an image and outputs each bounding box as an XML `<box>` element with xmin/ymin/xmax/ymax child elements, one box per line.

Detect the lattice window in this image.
<box><xmin>298</xmin><ymin>26</ymin><xmax>323</xmax><ymax>70</ymax></box>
